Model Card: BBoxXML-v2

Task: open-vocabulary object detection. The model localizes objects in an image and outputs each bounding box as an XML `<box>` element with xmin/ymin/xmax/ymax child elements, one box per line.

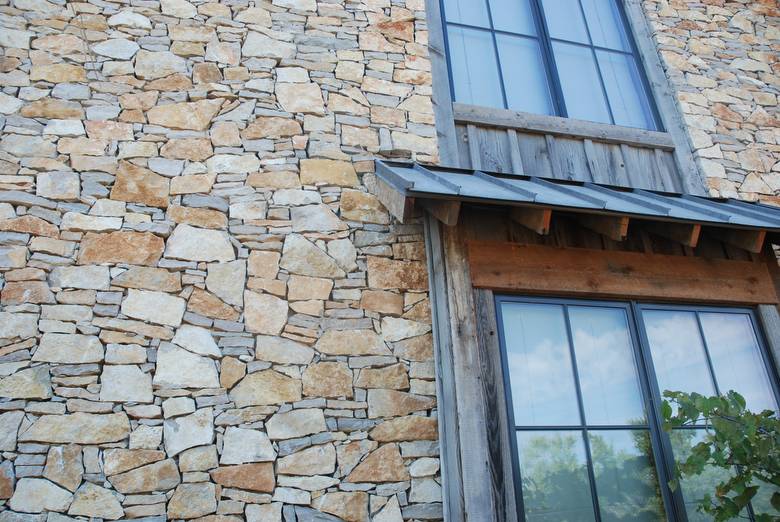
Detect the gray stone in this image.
<box><xmin>9</xmin><ymin>478</ymin><xmax>73</xmax><ymax>513</ymax></box>
<box><xmin>32</xmin><ymin>333</ymin><xmax>104</xmax><ymax>364</ymax></box>
<box><xmin>206</xmin><ymin>260</ymin><xmax>245</xmax><ymax>307</ymax></box>
<box><xmin>280</xmin><ymin>234</ymin><xmax>345</xmax><ymax>278</ymax></box>
<box><xmin>164</xmin><ymin>407</ymin><xmax>213</xmax><ymax>457</ymax></box>
<box><xmin>121</xmin><ymin>289</ymin><xmax>185</xmax><ymax>327</ymax></box>
<box><xmin>165</xmin><ymin>224</ymin><xmax>235</xmax><ymax>262</ymax></box>
<box><xmin>50</xmin><ymin>266</ymin><xmax>110</xmax><ymax>290</ymax></box>
<box><xmin>0</xmin><ymin>366</ymin><xmax>51</xmax><ymax>400</ymax></box>
<box><xmin>220</xmin><ymin>427</ymin><xmax>276</xmax><ymax>464</ymax></box>
<box><xmin>0</xmin><ymin>411</ymin><xmax>24</xmax><ymax>450</ymax></box>
<box><xmin>68</xmin><ymin>483</ymin><xmax>123</xmax><ymax>520</ymax></box>
<box><xmin>171</xmin><ymin>325</ymin><xmax>221</xmax><ymax>357</ymax></box>
<box><xmin>153</xmin><ymin>342</ymin><xmax>220</xmax><ymax>389</ymax></box>
<box><xmin>99</xmin><ymin>365</ymin><xmax>153</xmax><ymax>403</ymax></box>
<box><xmin>92</xmin><ymin>38</ymin><xmax>139</xmax><ymax>59</ymax></box>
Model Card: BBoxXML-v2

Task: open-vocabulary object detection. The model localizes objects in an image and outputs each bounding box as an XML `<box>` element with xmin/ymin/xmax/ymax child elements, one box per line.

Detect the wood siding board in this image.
<box><xmin>516</xmin><ymin>133</ymin><xmax>554</xmax><ymax>178</ymax></box>
<box><xmin>507</xmin><ymin>129</ymin><xmax>526</xmax><ymax>175</ymax></box>
<box><xmin>466</xmin><ymin>241</ymin><xmax>779</xmax><ymax>304</ymax></box>
<box><xmin>466</xmin><ymin>124</ymin><xmax>483</xmax><ymax>171</ymax></box>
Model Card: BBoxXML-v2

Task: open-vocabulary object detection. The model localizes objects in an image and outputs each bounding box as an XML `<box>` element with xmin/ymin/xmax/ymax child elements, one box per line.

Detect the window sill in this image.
<box><xmin>452</xmin><ymin>102</ymin><xmax>675</xmax><ymax>150</ymax></box>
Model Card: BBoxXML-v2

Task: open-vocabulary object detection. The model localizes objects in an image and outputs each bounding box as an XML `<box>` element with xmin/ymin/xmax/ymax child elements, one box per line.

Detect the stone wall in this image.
<box><xmin>642</xmin><ymin>0</ymin><xmax>779</xmax><ymax>201</ymax></box>
<box><xmin>0</xmin><ymin>0</ymin><xmax>441</xmax><ymax>521</ymax></box>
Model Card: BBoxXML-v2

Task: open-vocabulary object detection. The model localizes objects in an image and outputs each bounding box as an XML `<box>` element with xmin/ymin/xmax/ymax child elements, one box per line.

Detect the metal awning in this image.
<box><xmin>373</xmin><ymin>160</ymin><xmax>780</xmax><ymax>253</ymax></box>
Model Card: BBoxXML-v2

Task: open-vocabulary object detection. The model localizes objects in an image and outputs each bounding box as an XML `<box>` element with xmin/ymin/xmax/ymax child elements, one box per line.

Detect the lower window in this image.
<box><xmin>495</xmin><ymin>297</ymin><xmax>780</xmax><ymax>522</ymax></box>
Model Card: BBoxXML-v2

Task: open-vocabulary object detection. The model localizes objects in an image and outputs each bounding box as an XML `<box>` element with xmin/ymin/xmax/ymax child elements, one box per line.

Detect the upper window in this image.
<box><xmin>441</xmin><ymin>0</ymin><xmax>660</xmax><ymax>130</ymax></box>
<box><xmin>496</xmin><ymin>298</ymin><xmax>779</xmax><ymax>521</ymax></box>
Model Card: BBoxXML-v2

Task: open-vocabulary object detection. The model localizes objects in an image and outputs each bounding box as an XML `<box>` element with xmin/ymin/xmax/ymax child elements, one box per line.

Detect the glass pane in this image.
<box><xmin>596</xmin><ymin>51</ymin><xmax>655</xmax><ymax>130</ymax></box>
<box><xmin>569</xmin><ymin>307</ymin><xmax>646</xmax><ymax>425</ymax></box>
<box><xmin>699</xmin><ymin>312</ymin><xmax>778</xmax><ymax>414</ymax></box>
<box><xmin>751</xmin><ymin>478</ymin><xmax>780</xmax><ymax>518</ymax></box>
<box><xmin>643</xmin><ymin>310</ymin><xmax>716</xmax><ymax>399</ymax></box>
<box><xmin>589</xmin><ymin>430</ymin><xmax>666</xmax><ymax>521</ymax></box>
<box><xmin>496</xmin><ymin>35</ymin><xmax>554</xmax><ymax>115</ymax></box>
<box><xmin>580</xmin><ymin>0</ymin><xmax>629</xmax><ymax>50</ymax></box>
<box><xmin>552</xmin><ymin>42</ymin><xmax>611</xmax><ymax>124</ymax></box>
<box><xmin>491</xmin><ymin>0</ymin><xmax>537</xmax><ymax>35</ymax></box>
<box><xmin>442</xmin><ymin>0</ymin><xmax>490</xmax><ymax>27</ymax></box>
<box><xmin>670</xmin><ymin>429</ymin><xmax>744</xmax><ymax>521</ymax></box>
<box><xmin>541</xmin><ymin>0</ymin><xmax>589</xmax><ymax>44</ymax></box>
<box><xmin>517</xmin><ymin>431</ymin><xmax>596</xmax><ymax>521</ymax></box>
<box><xmin>500</xmin><ymin>303</ymin><xmax>581</xmax><ymax>426</ymax></box>
<box><xmin>447</xmin><ymin>26</ymin><xmax>504</xmax><ymax>108</ymax></box>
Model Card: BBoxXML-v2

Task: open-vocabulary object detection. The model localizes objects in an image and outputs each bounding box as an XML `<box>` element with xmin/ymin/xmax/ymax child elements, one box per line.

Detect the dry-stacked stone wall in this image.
<box><xmin>642</xmin><ymin>0</ymin><xmax>779</xmax><ymax>200</ymax></box>
<box><xmin>0</xmin><ymin>0</ymin><xmax>441</xmax><ymax>520</ymax></box>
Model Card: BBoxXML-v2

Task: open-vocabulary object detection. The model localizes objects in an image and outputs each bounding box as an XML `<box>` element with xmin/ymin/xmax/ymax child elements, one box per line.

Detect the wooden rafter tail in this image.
<box><xmin>421</xmin><ymin>199</ymin><xmax>461</xmax><ymax>227</ymax></box>
<box><xmin>579</xmin><ymin>214</ymin><xmax>630</xmax><ymax>241</ymax></box>
<box><xmin>510</xmin><ymin>207</ymin><xmax>552</xmax><ymax>235</ymax></box>
<box><xmin>714</xmin><ymin>228</ymin><xmax>767</xmax><ymax>254</ymax></box>
<box><xmin>643</xmin><ymin>221</ymin><xmax>701</xmax><ymax>248</ymax></box>
<box><xmin>373</xmin><ymin>176</ymin><xmax>414</xmax><ymax>224</ymax></box>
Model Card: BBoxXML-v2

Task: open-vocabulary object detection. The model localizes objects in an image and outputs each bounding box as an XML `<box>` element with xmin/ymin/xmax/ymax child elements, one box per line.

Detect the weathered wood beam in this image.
<box><xmin>714</xmin><ymin>228</ymin><xmax>766</xmax><ymax>254</ymax></box>
<box><xmin>509</xmin><ymin>207</ymin><xmax>552</xmax><ymax>235</ymax></box>
<box><xmin>579</xmin><ymin>214</ymin><xmax>630</xmax><ymax>242</ymax></box>
<box><xmin>644</xmin><ymin>221</ymin><xmax>701</xmax><ymax>248</ymax></box>
<box><xmin>421</xmin><ymin>199</ymin><xmax>461</xmax><ymax>227</ymax></box>
<box><xmin>466</xmin><ymin>240</ymin><xmax>779</xmax><ymax>305</ymax></box>
<box><xmin>373</xmin><ymin>176</ymin><xmax>414</xmax><ymax>224</ymax></box>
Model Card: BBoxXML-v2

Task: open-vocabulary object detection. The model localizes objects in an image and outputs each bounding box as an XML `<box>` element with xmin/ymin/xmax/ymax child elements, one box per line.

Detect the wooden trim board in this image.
<box><xmin>467</xmin><ymin>241</ymin><xmax>779</xmax><ymax>305</ymax></box>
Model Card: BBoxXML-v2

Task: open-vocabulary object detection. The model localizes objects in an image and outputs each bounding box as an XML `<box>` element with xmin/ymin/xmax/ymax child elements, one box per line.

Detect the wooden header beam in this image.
<box><xmin>466</xmin><ymin>240</ymin><xmax>779</xmax><ymax>305</ymax></box>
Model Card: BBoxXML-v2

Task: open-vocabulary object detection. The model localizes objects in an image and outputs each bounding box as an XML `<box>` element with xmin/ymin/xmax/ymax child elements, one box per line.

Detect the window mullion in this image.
<box><xmin>575</xmin><ymin>0</ymin><xmax>617</xmax><ymax>125</ymax></box>
<box><xmin>528</xmin><ymin>0</ymin><xmax>568</xmax><ymax>117</ymax></box>
<box><xmin>482</xmin><ymin>0</ymin><xmax>509</xmax><ymax>110</ymax></box>
<box><xmin>693</xmin><ymin>312</ymin><xmax>723</xmax><ymax>397</ymax></box>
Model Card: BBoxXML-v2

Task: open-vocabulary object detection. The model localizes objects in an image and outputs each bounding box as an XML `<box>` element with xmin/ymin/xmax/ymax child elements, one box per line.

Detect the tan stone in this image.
<box><xmin>346</xmin><ymin>443</ymin><xmax>409</xmax><ymax>483</ymax></box>
<box><xmin>276</xmin><ymin>82</ymin><xmax>324</xmax><ymax>114</ymax></box>
<box><xmin>170</xmin><ymin>174</ymin><xmax>216</xmax><ymax>195</ymax></box>
<box><xmin>104</xmin><ymin>449</ymin><xmax>165</xmax><ymax>476</ymax></box>
<box><xmin>242</xmin><ymin>117</ymin><xmax>302</xmax><ymax>139</ymax></box>
<box><xmin>360</xmin><ymin>290</ymin><xmax>403</xmax><ymax>315</ymax></box>
<box><xmin>303</xmin><ymin>362</ymin><xmax>353</xmax><ymax>398</ymax></box>
<box><xmin>393</xmin><ymin>333</ymin><xmax>433</xmax><ymax>361</ymax></box>
<box><xmin>315</xmin><ymin>329</ymin><xmax>390</xmax><ymax>356</ymax></box>
<box><xmin>147</xmin><ymin>99</ymin><xmax>223</xmax><ymax>131</ymax></box>
<box><xmin>341</xmin><ymin>189</ymin><xmax>389</xmax><ymax>224</ymax></box>
<box><xmin>2</xmin><ymin>281</ymin><xmax>55</xmax><ymax>304</ymax></box>
<box><xmin>85</xmin><ymin>121</ymin><xmax>134</xmax><ymax>141</ymax></box>
<box><xmin>110</xmin><ymin>161</ymin><xmax>169</xmax><ymax>208</ymax></box>
<box><xmin>255</xmin><ymin>335</ymin><xmax>315</xmax><ymax>365</ymax></box>
<box><xmin>20</xmin><ymin>413</ymin><xmax>130</xmax><ymax>444</ymax></box>
<box><xmin>146</xmin><ymin>73</ymin><xmax>193</xmax><ymax>91</ymax></box>
<box><xmin>370</xmin><ymin>415</ymin><xmax>438</xmax><ymax>442</ymax></box>
<box><xmin>161</xmin><ymin>137</ymin><xmax>214</xmax><ymax>161</ymax></box>
<box><xmin>78</xmin><ymin>231</ymin><xmax>164</xmax><ymax>266</ymax></box>
<box><xmin>278</xmin><ymin>444</ymin><xmax>336</xmax><ymax>476</ymax></box>
<box><xmin>312</xmin><ymin>492</ymin><xmax>368</xmax><ymax>522</ymax></box>
<box><xmin>168</xmin><ymin>205</ymin><xmax>228</xmax><ymax>229</ymax></box>
<box><xmin>112</xmin><ymin>267</ymin><xmax>181</xmax><ymax>292</ymax></box>
<box><xmin>120</xmin><ymin>91</ymin><xmax>159</xmax><ymax>110</ymax></box>
<box><xmin>230</xmin><ymin>370</ymin><xmax>302</xmax><ymax>408</ymax></box>
<box><xmin>188</xmin><ymin>287</ymin><xmax>239</xmax><ymax>321</ymax></box>
<box><xmin>210</xmin><ymin>122</ymin><xmax>241</xmax><ymax>147</ymax></box>
<box><xmin>108</xmin><ymin>459</ymin><xmax>180</xmax><ymax>494</ymax></box>
<box><xmin>368</xmin><ymin>389</ymin><xmax>435</xmax><ymax>418</ymax></box>
<box><xmin>68</xmin><ymin>482</ymin><xmax>124</xmax><ymax>520</ymax></box>
<box><xmin>280</xmin><ymin>234</ymin><xmax>345</xmax><ymax>278</ymax></box>
<box><xmin>21</xmin><ymin>99</ymin><xmax>84</xmax><ymax>119</ymax></box>
<box><xmin>355</xmin><ymin>363</ymin><xmax>408</xmax><ymax>390</ymax></box>
<box><xmin>248</xmin><ymin>250</ymin><xmax>280</xmax><ymax>279</ymax></box>
<box><xmin>300</xmin><ymin>159</ymin><xmax>359</xmax><ymax>187</ymax></box>
<box><xmin>43</xmin><ymin>444</ymin><xmax>83</xmax><ymax>492</ymax></box>
<box><xmin>30</xmin><ymin>64</ymin><xmax>86</xmax><ymax>82</ymax></box>
<box><xmin>244</xmin><ymin>290</ymin><xmax>288</xmax><ymax>335</ymax></box>
<box><xmin>0</xmin><ymin>366</ymin><xmax>51</xmax><ymax>400</ymax></box>
<box><xmin>0</xmin><ymin>215</ymin><xmax>58</xmax><ymax>237</ymax></box>
<box><xmin>167</xmin><ymin>483</ymin><xmax>217</xmax><ymax>519</ymax></box>
<box><xmin>9</xmin><ymin>478</ymin><xmax>74</xmax><ymax>514</ymax></box>
<box><xmin>367</xmin><ymin>256</ymin><xmax>428</xmax><ymax>290</ymax></box>
<box><xmin>210</xmin><ymin>463</ymin><xmax>275</xmax><ymax>493</ymax></box>
<box><xmin>0</xmin><ymin>461</ymin><xmax>13</xmax><ymax>499</ymax></box>
<box><xmin>220</xmin><ymin>357</ymin><xmax>246</xmax><ymax>390</ymax></box>
<box><xmin>247</xmin><ymin>171</ymin><xmax>301</xmax><ymax>189</ymax></box>
<box><xmin>266</xmin><ymin>408</ymin><xmax>326</xmax><ymax>440</ymax></box>
<box><xmin>288</xmin><ymin>275</ymin><xmax>333</xmax><ymax>301</ymax></box>
<box><xmin>165</xmin><ymin>224</ymin><xmax>235</xmax><ymax>262</ymax></box>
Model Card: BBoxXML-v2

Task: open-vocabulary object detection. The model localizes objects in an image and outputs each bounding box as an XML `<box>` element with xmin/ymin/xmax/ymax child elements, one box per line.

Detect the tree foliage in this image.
<box><xmin>661</xmin><ymin>390</ymin><xmax>780</xmax><ymax>521</ymax></box>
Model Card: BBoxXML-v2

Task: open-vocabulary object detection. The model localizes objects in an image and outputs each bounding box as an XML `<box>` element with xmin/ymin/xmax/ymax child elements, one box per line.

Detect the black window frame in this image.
<box><xmin>494</xmin><ymin>295</ymin><xmax>780</xmax><ymax>522</ymax></box>
<box><xmin>439</xmin><ymin>0</ymin><xmax>665</xmax><ymax>131</ymax></box>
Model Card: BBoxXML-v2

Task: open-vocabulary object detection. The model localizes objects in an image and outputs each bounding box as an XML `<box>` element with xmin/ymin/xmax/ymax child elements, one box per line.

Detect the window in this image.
<box><xmin>495</xmin><ymin>298</ymin><xmax>780</xmax><ymax>521</ymax></box>
<box><xmin>441</xmin><ymin>0</ymin><xmax>660</xmax><ymax>130</ymax></box>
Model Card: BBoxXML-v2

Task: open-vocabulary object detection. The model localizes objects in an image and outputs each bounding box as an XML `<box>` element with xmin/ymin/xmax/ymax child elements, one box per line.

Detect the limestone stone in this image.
<box><xmin>0</xmin><ymin>28</ymin><xmax>33</xmax><ymax>49</ymax></box>
<box><xmin>164</xmin><ymin>408</ymin><xmax>213</xmax><ymax>457</ymax></box>
<box><xmin>382</xmin><ymin>317</ymin><xmax>431</xmax><ymax>342</ymax></box>
<box><xmin>33</xmin><ymin>333</ymin><xmax>104</xmax><ymax>364</ymax></box>
<box><xmin>165</xmin><ymin>224</ymin><xmax>235</xmax><ymax>262</ymax></box>
<box><xmin>205</xmin><ymin>39</ymin><xmax>241</xmax><ymax>66</ymax></box>
<box><xmin>355</xmin><ymin>363</ymin><xmax>408</xmax><ymax>390</ymax></box>
<box><xmin>61</xmin><ymin>213</ymin><xmax>122</xmax><ymax>233</ymax></box>
<box><xmin>20</xmin><ymin>413</ymin><xmax>130</xmax><ymax>444</ymax></box>
<box><xmin>188</xmin><ymin>287</ymin><xmax>239</xmax><ymax>321</ymax></box>
<box><xmin>255</xmin><ymin>335</ymin><xmax>314</xmax><ymax>365</ymax></box>
<box><xmin>246</xmin><ymin>504</ymin><xmax>282</xmax><ymax>522</ymax></box>
<box><xmin>30</xmin><ymin>64</ymin><xmax>86</xmax><ymax>83</ymax></box>
<box><xmin>206</xmin><ymin>154</ymin><xmax>260</xmax><ymax>175</ymax></box>
<box><xmin>36</xmin><ymin>172</ymin><xmax>81</xmax><ymax>204</ymax></box>
<box><xmin>248</xmin><ymin>251</ymin><xmax>280</xmax><ymax>279</ymax></box>
<box><xmin>340</xmin><ymin>189</ymin><xmax>390</xmax><ymax>224</ymax></box>
<box><xmin>147</xmin><ymin>99</ymin><xmax>223</xmax><ymax>131</ymax></box>
<box><xmin>0</xmin><ymin>215</ymin><xmax>58</xmax><ymax>237</ymax></box>
<box><xmin>168</xmin><ymin>205</ymin><xmax>227</xmax><ymax>229</ymax></box>
<box><xmin>78</xmin><ymin>231</ymin><xmax>163</xmax><ymax>266</ymax></box>
<box><xmin>121</xmin><ymin>289</ymin><xmax>185</xmax><ymax>327</ymax></box>
<box><xmin>220</xmin><ymin>427</ymin><xmax>276</xmax><ymax>464</ymax></box>
<box><xmin>291</xmin><ymin>204</ymin><xmax>347</xmax><ymax>232</ymax></box>
<box><xmin>50</xmin><ymin>265</ymin><xmax>110</xmax><ymax>290</ymax></box>
<box><xmin>0</xmin><ymin>460</ymin><xmax>13</xmax><ymax>500</ymax></box>
<box><xmin>242</xmin><ymin>32</ymin><xmax>295</xmax><ymax>59</ymax></box>
<box><xmin>162</xmin><ymin>138</ymin><xmax>213</xmax><ymax>161</ymax></box>
<box><xmin>103</xmin><ymin>449</ymin><xmax>165</xmax><ymax>476</ymax></box>
<box><xmin>172</xmin><ymin>325</ymin><xmax>221</xmax><ymax>357</ymax></box>
<box><xmin>179</xmin><ymin>445</ymin><xmax>218</xmax><ymax>472</ymax></box>
<box><xmin>171</xmin><ymin>174</ymin><xmax>216</xmax><ymax>195</ymax></box>
<box><xmin>161</xmin><ymin>0</ymin><xmax>197</xmax><ymax>17</ymax></box>
<box><xmin>410</xmin><ymin>457</ymin><xmax>440</xmax><ymax>477</ymax></box>
<box><xmin>244</xmin><ymin>290</ymin><xmax>288</xmax><ymax>335</ymax></box>
<box><xmin>230</xmin><ymin>199</ymin><xmax>268</xmax><ymax>220</ymax></box>
<box><xmin>373</xmin><ymin>496</ymin><xmax>403</xmax><ymax>522</ymax></box>
<box><xmin>300</xmin><ymin>159</ymin><xmax>359</xmax><ymax>187</ymax></box>
<box><xmin>303</xmin><ymin>362</ymin><xmax>353</xmax><ymax>398</ymax></box>
<box><xmin>84</xmin><ymin>121</ymin><xmax>133</xmax><ymax>141</ymax></box>
<box><xmin>112</xmin><ymin>267</ymin><xmax>180</xmax><ymax>292</ymax></box>
<box><xmin>312</xmin><ymin>492</ymin><xmax>368</xmax><ymax>522</ymax></box>
<box><xmin>41</xmin><ymin>445</ymin><xmax>83</xmax><ymax>492</ymax></box>
<box><xmin>230</xmin><ymin>369</ymin><xmax>301</xmax><ymax>408</ymax></box>
<box><xmin>368</xmin><ymin>390</ymin><xmax>435</xmax><ymax>418</ymax></box>
<box><xmin>68</xmin><ymin>483</ymin><xmax>123</xmax><ymax>520</ymax></box>
<box><xmin>370</xmin><ymin>415</ymin><xmax>438</xmax><ymax>442</ymax></box>
<box><xmin>361</xmin><ymin>290</ymin><xmax>403</xmax><ymax>315</ymax></box>
<box><xmin>1</xmin><ymin>281</ymin><xmax>55</xmax><ymax>305</ymax></box>
<box><xmin>93</xmin><ymin>38</ymin><xmax>139</xmax><ymax>59</ymax></box>
<box><xmin>266</xmin><ymin>408</ymin><xmax>326</xmax><ymax>440</ymax></box>
<box><xmin>316</xmin><ymin>329</ymin><xmax>390</xmax><ymax>356</ymax></box>
<box><xmin>100</xmin><ymin>365</ymin><xmax>153</xmax><ymax>403</ymax></box>
<box><xmin>346</xmin><ymin>443</ymin><xmax>409</xmax><ymax>483</ymax></box>
<box><xmin>168</xmin><ymin>483</ymin><xmax>217</xmax><ymax>519</ymax></box>
<box><xmin>243</xmin><ymin>117</ymin><xmax>302</xmax><ymax>139</ymax></box>
<box><xmin>280</xmin><ymin>234</ymin><xmax>345</xmax><ymax>278</ymax></box>
<box><xmin>206</xmin><ymin>260</ymin><xmax>245</xmax><ymax>306</ymax></box>
<box><xmin>0</xmin><ymin>312</ymin><xmax>38</xmax><ymax>340</ymax></box>
<box><xmin>0</xmin><ymin>245</ymin><xmax>27</xmax><ymax>268</ymax></box>
<box><xmin>134</xmin><ymin>50</ymin><xmax>187</xmax><ymax>80</ymax></box>
<box><xmin>163</xmin><ymin>397</ymin><xmax>195</xmax><ymax>418</ymax></box>
<box><xmin>288</xmin><ymin>275</ymin><xmax>333</xmax><ymax>301</ymax></box>
<box><xmin>154</xmin><ymin>342</ymin><xmax>220</xmax><ymax>389</ymax></box>
<box><xmin>0</xmin><ymin>366</ymin><xmax>51</xmax><ymax>399</ymax></box>
<box><xmin>210</xmin><ymin>463</ymin><xmax>275</xmax><ymax>492</ymax></box>
<box><xmin>110</xmin><ymin>161</ymin><xmax>169</xmax><ymax>208</ymax></box>
<box><xmin>220</xmin><ymin>356</ymin><xmax>246</xmax><ymax>389</ymax></box>
<box><xmin>368</xmin><ymin>256</ymin><xmax>428</xmax><ymax>290</ymax></box>
<box><xmin>0</xmin><ymin>411</ymin><xmax>24</xmax><ymax>451</ymax></box>
<box><xmin>108</xmin><ymin>459</ymin><xmax>180</xmax><ymax>494</ymax></box>
<box><xmin>9</xmin><ymin>478</ymin><xmax>73</xmax><ymax>514</ymax></box>
<box><xmin>278</xmin><ymin>444</ymin><xmax>336</xmax><ymax>476</ymax></box>
<box><xmin>276</xmin><ymin>83</ymin><xmax>324</xmax><ymax>114</ymax></box>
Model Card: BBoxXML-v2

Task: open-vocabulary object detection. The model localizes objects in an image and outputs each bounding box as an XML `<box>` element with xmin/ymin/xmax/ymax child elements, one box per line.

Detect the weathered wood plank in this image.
<box><xmin>510</xmin><ymin>207</ymin><xmax>551</xmax><ymax>235</ymax></box>
<box><xmin>453</xmin><ymin>102</ymin><xmax>676</xmax><ymax>150</ymax></box>
<box><xmin>579</xmin><ymin>214</ymin><xmax>630</xmax><ymax>241</ymax></box>
<box><xmin>506</xmin><ymin>129</ymin><xmax>525</xmax><ymax>175</ymax></box>
<box><xmin>466</xmin><ymin>124</ymin><xmax>482</xmax><ymax>171</ymax></box>
<box><xmin>715</xmin><ymin>228</ymin><xmax>766</xmax><ymax>254</ymax></box>
<box><xmin>516</xmin><ymin>133</ymin><xmax>553</xmax><ymax>178</ymax></box>
<box><xmin>373</xmin><ymin>176</ymin><xmax>414</xmax><ymax>224</ymax></box>
<box><xmin>467</xmin><ymin>241</ymin><xmax>779</xmax><ymax>304</ymax></box>
<box><xmin>421</xmin><ymin>199</ymin><xmax>461</xmax><ymax>227</ymax></box>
